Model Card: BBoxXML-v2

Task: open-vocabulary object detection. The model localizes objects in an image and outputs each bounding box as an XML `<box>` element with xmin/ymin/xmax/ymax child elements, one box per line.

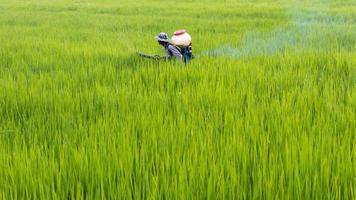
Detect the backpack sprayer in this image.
<box><xmin>171</xmin><ymin>30</ymin><xmax>193</xmax><ymax>63</ymax></box>
<box><xmin>137</xmin><ymin>30</ymin><xmax>193</xmax><ymax>63</ymax></box>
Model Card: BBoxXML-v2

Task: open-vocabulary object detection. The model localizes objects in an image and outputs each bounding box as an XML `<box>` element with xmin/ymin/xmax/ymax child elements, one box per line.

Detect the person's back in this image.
<box><xmin>165</xmin><ymin>43</ymin><xmax>183</xmax><ymax>61</ymax></box>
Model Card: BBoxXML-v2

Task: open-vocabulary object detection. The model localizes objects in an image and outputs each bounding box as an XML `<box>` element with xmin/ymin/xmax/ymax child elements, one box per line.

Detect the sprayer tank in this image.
<box><xmin>171</xmin><ymin>30</ymin><xmax>192</xmax><ymax>47</ymax></box>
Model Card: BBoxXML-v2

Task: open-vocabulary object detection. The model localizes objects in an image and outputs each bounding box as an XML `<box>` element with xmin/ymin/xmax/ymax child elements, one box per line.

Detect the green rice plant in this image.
<box><xmin>0</xmin><ymin>0</ymin><xmax>355</xmax><ymax>199</ymax></box>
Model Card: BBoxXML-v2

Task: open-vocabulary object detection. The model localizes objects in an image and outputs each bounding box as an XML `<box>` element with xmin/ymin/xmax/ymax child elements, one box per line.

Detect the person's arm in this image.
<box><xmin>164</xmin><ymin>48</ymin><xmax>172</xmax><ymax>60</ymax></box>
<box><xmin>167</xmin><ymin>45</ymin><xmax>183</xmax><ymax>61</ymax></box>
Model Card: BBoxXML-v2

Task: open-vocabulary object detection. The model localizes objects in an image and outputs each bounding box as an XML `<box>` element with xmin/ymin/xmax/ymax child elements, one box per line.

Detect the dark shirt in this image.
<box><xmin>165</xmin><ymin>44</ymin><xmax>183</xmax><ymax>61</ymax></box>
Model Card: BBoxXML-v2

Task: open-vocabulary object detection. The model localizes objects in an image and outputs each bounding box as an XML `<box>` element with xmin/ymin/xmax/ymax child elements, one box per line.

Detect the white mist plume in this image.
<box><xmin>202</xmin><ymin>0</ymin><xmax>349</xmax><ymax>59</ymax></box>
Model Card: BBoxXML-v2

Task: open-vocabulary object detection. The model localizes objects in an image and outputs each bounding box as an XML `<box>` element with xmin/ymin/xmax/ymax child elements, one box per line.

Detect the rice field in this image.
<box><xmin>0</xmin><ymin>0</ymin><xmax>356</xmax><ymax>199</ymax></box>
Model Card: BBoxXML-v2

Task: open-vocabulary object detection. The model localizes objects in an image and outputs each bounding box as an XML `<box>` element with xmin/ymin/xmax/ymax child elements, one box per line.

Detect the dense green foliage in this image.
<box><xmin>0</xmin><ymin>0</ymin><xmax>355</xmax><ymax>199</ymax></box>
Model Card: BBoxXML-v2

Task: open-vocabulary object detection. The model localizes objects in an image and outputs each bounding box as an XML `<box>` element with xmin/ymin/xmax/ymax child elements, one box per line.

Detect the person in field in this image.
<box><xmin>155</xmin><ymin>30</ymin><xmax>193</xmax><ymax>64</ymax></box>
<box><xmin>155</xmin><ymin>32</ymin><xmax>183</xmax><ymax>61</ymax></box>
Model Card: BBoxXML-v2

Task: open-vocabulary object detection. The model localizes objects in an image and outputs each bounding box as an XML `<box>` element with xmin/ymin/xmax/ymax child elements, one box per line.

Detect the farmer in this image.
<box><xmin>155</xmin><ymin>32</ymin><xmax>184</xmax><ymax>62</ymax></box>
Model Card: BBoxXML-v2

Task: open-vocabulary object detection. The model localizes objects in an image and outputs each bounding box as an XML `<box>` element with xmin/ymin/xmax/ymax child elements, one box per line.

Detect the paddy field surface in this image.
<box><xmin>0</xmin><ymin>0</ymin><xmax>355</xmax><ymax>199</ymax></box>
